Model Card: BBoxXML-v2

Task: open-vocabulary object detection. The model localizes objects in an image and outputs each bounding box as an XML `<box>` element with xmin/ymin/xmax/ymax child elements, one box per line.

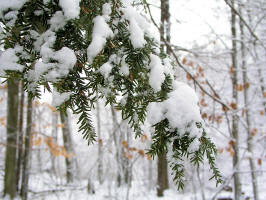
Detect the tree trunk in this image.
<box><xmin>16</xmin><ymin>81</ymin><xmax>25</xmax><ymax>192</ymax></box>
<box><xmin>230</xmin><ymin>1</ymin><xmax>242</xmax><ymax>199</ymax></box>
<box><xmin>111</xmin><ymin>106</ymin><xmax>123</xmax><ymax>186</ymax></box>
<box><xmin>51</xmin><ymin>93</ymin><xmax>59</xmax><ymax>175</ymax></box>
<box><xmin>148</xmin><ymin>153</ymin><xmax>153</xmax><ymax>191</ymax></box>
<box><xmin>60</xmin><ymin>110</ymin><xmax>75</xmax><ymax>183</ymax></box>
<box><xmin>246</xmin><ymin>0</ymin><xmax>266</xmax><ymax>114</ymax></box>
<box><xmin>96</xmin><ymin>100</ymin><xmax>103</xmax><ymax>184</ymax></box>
<box><xmin>157</xmin><ymin>0</ymin><xmax>170</xmax><ymax>197</ymax></box>
<box><xmin>239</xmin><ymin>6</ymin><xmax>259</xmax><ymax>200</ymax></box>
<box><xmin>4</xmin><ymin>79</ymin><xmax>19</xmax><ymax>199</ymax></box>
<box><xmin>20</xmin><ymin>94</ymin><xmax>33</xmax><ymax>200</ymax></box>
<box><xmin>157</xmin><ymin>153</ymin><xmax>169</xmax><ymax>197</ymax></box>
<box><xmin>111</xmin><ymin>106</ymin><xmax>130</xmax><ymax>187</ymax></box>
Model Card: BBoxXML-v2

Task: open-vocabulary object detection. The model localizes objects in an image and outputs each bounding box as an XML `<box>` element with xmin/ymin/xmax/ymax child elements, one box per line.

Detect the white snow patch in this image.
<box><xmin>0</xmin><ymin>0</ymin><xmax>28</xmax><ymax>26</ymax></box>
<box><xmin>148</xmin><ymin>54</ymin><xmax>165</xmax><ymax>92</ymax></box>
<box><xmin>99</xmin><ymin>62</ymin><xmax>113</xmax><ymax>79</ymax></box>
<box><xmin>52</xmin><ymin>90</ymin><xmax>71</xmax><ymax>107</ymax></box>
<box><xmin>121</xmin><ymin>5</ymin><xmax>150</xmax><ymax>48</ymax></box>
<box><xmin>146</xmin><ymin>102</ymin><xmax>165</xmax><ymax>125</ymax></box>
<box><xmin>121</xmin><ymin>0</ymin><xmax>133</xmax><ymax>6</ymax></box>
<box><xmin>49</xmin><ymin>11</ymin><xmax>67</xmax><ymax>31</ymax></box>
<box><xmin>187</xmin><ymin>138</ymin><xmax>200</xmax><ymax>152</ymax></box>
<box><xmin>59</xmin><ymin>0</ymin><xmax>81</xmax><ymax>19</ymax></box>
<box><xmin>102</xmin><ymin>3</ymin><xmax>112</xmax><ymax>18</ymax></box>
<box><xmin>87</xmin><ymin>15</ymin><xmax>114</xmax><ymax>64</ymax></box>
<box><xmin>129</xmin><ymin>18</ymin><xmax>146</xmax><ymax>48</ymax></box>
<box><xmin>27</xmin><ymin>46</ymin><xmax>76</xmax><ymax>83</ymax></box>
<box><xmin>120</xmin><ymin>56</ymin><xmax>129</xmax><ymax>76</ymax></box>
<box><xmin>147</xmin><ymin>81</ymin><xmax>201</xmax><ymax>136</ymax></box>
<box><xmin>45</xmin><ymin>47</ymin><xmax>77</xmax><ymax>81</ymax></box>
<box><xmin>0</xmin><ymin>46</ymin><xmax>25</xmax><ymax>75</ymax></box>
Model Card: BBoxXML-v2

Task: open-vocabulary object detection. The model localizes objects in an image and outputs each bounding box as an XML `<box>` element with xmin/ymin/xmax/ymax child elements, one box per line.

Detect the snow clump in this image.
<box><xmin>148</xmin><ymin>54</ymin><xmax>165</xmax><ymax>92</ymax></box>
<box><xmin>0</xmin><ymin>46</ymin><xmax>27</xmax><ymax>75</ymax></box>
<box><xmin>121</xmin><ymin>5</ymin><xmax>150</xmax><ymax>49</ymax></box>
<box><xmin>147</xmin><ymin>81</ymin><xmax>201</xmax><ymax>136</ymax></box>
<box><xmin>0</xmin><ymin>0</ymin><xmax>28</xmax><ymax>26</ymax></box>
<box><xmin>52</xmin><ymin>90</ymin><xmax>72</xmax><ymax>107</ymax></box>
<box><xmin>87</xmin><ymin>3</ymin><xmax>114</xmax><ymax>64</ymax></box>
<box><xmin>59</xmin><ymin>0</ymin><xmax>81</xmax><ymax>19</ymax></box>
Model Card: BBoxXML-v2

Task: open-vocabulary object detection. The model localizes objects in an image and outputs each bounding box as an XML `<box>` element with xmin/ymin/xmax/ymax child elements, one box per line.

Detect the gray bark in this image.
<box><xmin>111</xmin><ymin>107</ymin><xmax>130</xmax><ymax>187</ymax></box>
<box><xmin>4</xmin><ymin>79</ymin><xmax>19</xmax><ymax>199</ymax></box>
<box><xmin>20</xmin><ymin>94</ymin><xmax>33</xmax><ymax>200</ymax></box>
<box><xmin>157</xmin><ymin>153</ymin><xmax>169</xmax><ymax>197</ymax></box>
<box><xmin>111</xmin><ymin>106</ymin><xmax>123</xmax><ymax>187</ymax></box>
<box><xmin>51</xmin><ymin>94</ymin><xmax>59</xmax><ymax>175</ymax></box>
<box><xmin>239</xmin><ymin>6</ymin><xmax>259</xmax><ymax>200</ymax></box>
<box><xmin>230</xmin><ymin>1</ymin><xmax>242</xmax><ymax>199</ymax></box>
<box><xmin>60</xmin><ymin>110</ymin><xmax>75</xmax><ymax>183</ymax></box>
<box><xmin>96</xmin><ymin>100</ymin><xmax>103</xmax><ymax>184</ymax></box>
<box><xmin>157</xmin><ymin>0</ymin><xmax>170</xmax><ymax>197</ymax></box>
<box><xmin>16</xmin><ymin>82</ymin><xmax>25</xmax><ymax>192</ymax></box>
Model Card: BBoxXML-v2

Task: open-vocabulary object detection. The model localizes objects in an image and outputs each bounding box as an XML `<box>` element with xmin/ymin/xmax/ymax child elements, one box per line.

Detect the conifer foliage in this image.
<box><xmin>0</xmin><ymin>0</ymin><xmax>222</xmax><ymax>189</ymax></box>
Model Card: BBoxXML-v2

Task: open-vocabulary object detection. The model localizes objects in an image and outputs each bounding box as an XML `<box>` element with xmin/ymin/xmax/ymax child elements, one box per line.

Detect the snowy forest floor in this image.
<box><xmin>1</xmin><ymin>171</ymin><xmax>265</xmax><ymax>200</ymax></box>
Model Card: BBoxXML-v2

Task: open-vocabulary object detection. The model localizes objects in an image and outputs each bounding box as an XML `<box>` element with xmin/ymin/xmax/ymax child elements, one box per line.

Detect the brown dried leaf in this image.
<box><xmin>201</xmin><ymin>113</ymin><xmax>207</xmax><ymax>119</ymax></box>
<box><xmin>121</xmin><ymin>140</ymin><xmax>128</xmax><ymax>148</ymax></box>
<box><xmin>222</xmin><ymin>105</ymin><xmax>229</xmax><ymax>112</ymax></box>
<box><xmin>230</xmin><ymin>102</ymin><xmax>237</xmax><ymax>110</ymax></box>
<box><xmin>186</xmin><ymin>73</ymin><xmax>192</xmax><ymax>81</ymax></box>
<box><xmin>244</xmin><ymin>82</ymin><xmax>250</xmax><ymax>89</ymax></box>
<box><xmin>258</xmin><ymin>158</ymin><xmax>262</xmax><ymax>165</ymax></box>
<box><xmin>182</xmin><ymin>57</ymin><xmax>187</xmax><ymax>65</ymax></box>
<box><xmin>250</xmin><ymin>128</ymin><xmax>258</xmax><ymax>136</ymax></box>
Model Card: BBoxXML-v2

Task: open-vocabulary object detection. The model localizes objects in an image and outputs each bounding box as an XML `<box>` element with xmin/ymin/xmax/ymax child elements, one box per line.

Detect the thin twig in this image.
<box><xmin>144</xmin><ymin>1</ymin><xmax>230</xmax><ymax>111</ymax></box>
<box><xmin>224</xmin><ymin>0</ymin><xmax>266</xmax><ymax>50</ymax></box>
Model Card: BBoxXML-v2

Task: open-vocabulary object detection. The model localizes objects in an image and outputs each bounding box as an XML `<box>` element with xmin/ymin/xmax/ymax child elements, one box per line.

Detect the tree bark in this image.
<box><xmin>4</xmin><ymin>79</ymin><xmax>19</xmax><ymax>199</ymax></box>
<box><xmin>157</xmin><ymin>153</ymin><xmax>169</xmax><ymax>197</ymax></box>
<box><xmin>51</xmin><ymin>93</ymin><xmax>59</xmax><ymax>175</ymax></box>
<box><xmin>111</xmin><ymin>107</ymin><xmax>130</xmax><ymax>187</ymax></box>
<box><xmin>96</xmin><ymin>100</ymin><xmax>103</xmax><ymax>184</ymax></box>
<box><xmin>239</xmin><ymin>6</ymin><xmax>259</xmax><ymax>200</ymax></box>
<box><xmin>230</xmin><ymin>1</ymin><xmax>242</xmax><ymax>199</ymax></box>
<box><xmin>16</xmin><ymin>81</ymin><xmax>25</xmax><ymax>192</ymax></box>
<box><xmin>157</xmin><ymin>0</ymin><xmax>170</xmax><ymax>197</ymax></box>
<box><xmin>111</xmin><ymin>106</ymin><xmax>123</xmax><ymax>187</ymax></box>
<box><xmin>60</xmin><ymin>110</ymin><xmax>75</xmax><ymax>183</ymax></box>
<box><xmin>20</xmin><ymin>94</ymin><xmax>33</xmax><ymax>200</ymax></box>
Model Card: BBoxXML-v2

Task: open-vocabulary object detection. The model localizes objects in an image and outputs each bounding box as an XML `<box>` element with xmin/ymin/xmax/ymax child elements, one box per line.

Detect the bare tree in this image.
<box><xmin>111</xmin><ymin>106</ymin><xmax>131</xmax><ymax>187</ymax></box>
<box><xmin>51</xmin><ymin>94</ymin><xmax>59</xmax><ymax>175</ymax></box>
<box><xmin>157</xmin><ymin>0</ymin><xmax>170</xmax><ymax>197</ymax></box>
<box><xmin>96</xmin><ymin>100</ymin><xmax>103</xmax><ymax>184</ymax></box>
<box><xmin>239</xmin><ymin>3</ymin><xmax>259</xmax><ymax>200</ymax></box>
<box><xmin>4</xmin><ymin>79</ymin><xmax>19</xmax><ymax>199</ymax></box>
<box><xmin>20</xmin><ymin>94</ymin><xmax>33</xmax><ymax>200</ymax></box>
<box><xmin>16</xmin><ymin>82</ymin><xmax>25</xmax><ymax>192</ymax></box>
<box><xmin>60</xmin><ymin>110</ymin><xmax>76</xmax><ymax>183</ymax></box>
<box><xmin>230</xmin><ymin>1</ymin><xmax>242</xmax><ymax>199</ymax></box>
